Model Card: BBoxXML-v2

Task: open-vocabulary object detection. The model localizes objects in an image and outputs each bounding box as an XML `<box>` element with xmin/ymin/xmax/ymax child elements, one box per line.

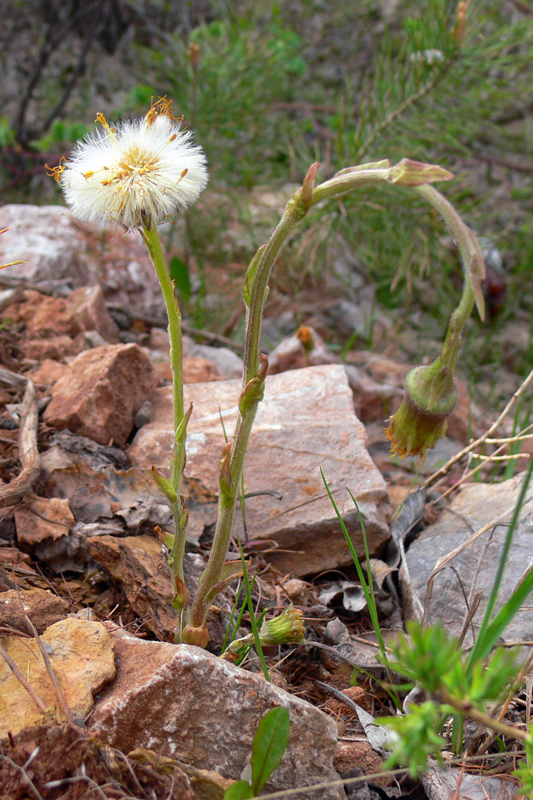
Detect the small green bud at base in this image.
<box><xmin>258</xmin><ymin>604</ymin><xmax>306</xmax><ymax>647</ymax></box>
<box><xmin>386</xmin><ymin>360</ymin><xmax>459</xmax><ymax>459</ymax></box>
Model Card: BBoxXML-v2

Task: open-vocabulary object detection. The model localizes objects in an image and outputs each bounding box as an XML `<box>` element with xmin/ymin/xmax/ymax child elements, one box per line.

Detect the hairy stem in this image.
<box><xmin>141</xmin><ymin>225</ymin><xmax>189</xmax><ymax>611</ymax></box>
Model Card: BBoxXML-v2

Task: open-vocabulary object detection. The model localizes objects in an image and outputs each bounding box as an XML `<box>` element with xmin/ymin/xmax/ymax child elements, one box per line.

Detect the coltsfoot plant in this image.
<box><xmin>49</xmin><ymin>98</ymin><xmax>485</xmax><ymax>646</ymax></box>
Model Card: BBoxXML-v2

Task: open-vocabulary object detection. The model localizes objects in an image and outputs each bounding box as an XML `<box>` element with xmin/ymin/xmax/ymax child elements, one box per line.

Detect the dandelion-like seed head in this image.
<box><xmin>49</xmin><ymin>98</ymin><xmax>208</xmax><ymax>230</ymax></box>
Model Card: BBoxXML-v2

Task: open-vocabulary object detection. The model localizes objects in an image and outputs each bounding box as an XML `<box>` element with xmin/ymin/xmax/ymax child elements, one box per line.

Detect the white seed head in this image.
<box><xmin>52</xmin><ymin>100</ymin><xmax>208</xmax><ymax>230</ymax></box>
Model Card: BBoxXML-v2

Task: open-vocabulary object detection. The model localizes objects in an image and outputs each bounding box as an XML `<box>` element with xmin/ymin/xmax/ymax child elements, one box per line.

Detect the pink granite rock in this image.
<box><xmin>129</xmin><ymin>364</ymin><xmax>390</xmax><ymax>576</ymax></box>
<box><xmin>44</xmin><ymin>343</ymin><xmax>155</xmax><ymax>446</ymax></box>
<box><xmin>91</xmin><ymin>626</ymin><xmax>345</xmax><ymax>800</ymax></box>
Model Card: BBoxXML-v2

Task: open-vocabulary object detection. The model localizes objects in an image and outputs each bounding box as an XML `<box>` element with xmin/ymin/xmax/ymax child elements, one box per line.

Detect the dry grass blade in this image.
<box><xmin>0</xmin><ymin>640</ymin><xmax>48</xmax><ymax>713</ymax></box>
<box><xmin>22</xmin><ymin>613</ymin><xmax>79</xmax><ymax>729</ymax></box>
<box><xmin>424</xmin><ymin>368</ymin><xmax>533</xmax><ymax>490</ymax></box>
<box><xmin>423</xmin><ymin>488</ymin><xmax>533</xmax><ymax>625</ymax></box>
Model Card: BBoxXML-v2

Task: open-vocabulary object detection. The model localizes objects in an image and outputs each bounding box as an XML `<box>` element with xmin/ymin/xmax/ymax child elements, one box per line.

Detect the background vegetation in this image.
<box><xmin>1</xmin><ymin>0</ymin><xmax>532</xmax><ymax>405</ymax></box>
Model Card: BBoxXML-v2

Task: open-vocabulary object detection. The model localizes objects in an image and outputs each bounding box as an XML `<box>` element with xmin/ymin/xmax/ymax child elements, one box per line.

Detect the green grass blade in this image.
<box><xmin>320</xmin><ymin>469</ymin><xmax>385</xmax><ymax>655</ymax></box>
<box><xmin>467</xmin><ymin>455</ymin><xmax>533</xmax><ymax>669</ymax></box>
<box><xmin>238</xmin><ymin>541</ymin><xmax>270</xmax><ymax>681</ymax></box>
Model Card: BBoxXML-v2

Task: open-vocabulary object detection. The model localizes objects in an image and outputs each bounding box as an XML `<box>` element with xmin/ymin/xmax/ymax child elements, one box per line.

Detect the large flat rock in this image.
<box><xmin>129</xmin><ymin>364</ymin><xmax>390</xmax><ymax>576</ymax></box>
<box><xmin>406</xmin><ymin>474</ymin><xmax>533</xmax><ymax>647</ymax></box>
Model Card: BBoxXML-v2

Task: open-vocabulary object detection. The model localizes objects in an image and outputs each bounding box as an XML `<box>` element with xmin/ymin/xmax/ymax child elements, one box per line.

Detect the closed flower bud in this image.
<box><xmin>258</xmin><ymin>605</ymin><xmax>306</xmax><ymax>647</ymax></box>
<box><xmin>386</xmin><ymin>359</ymin><xmax>458</xmax><ymax>459</ymax></box>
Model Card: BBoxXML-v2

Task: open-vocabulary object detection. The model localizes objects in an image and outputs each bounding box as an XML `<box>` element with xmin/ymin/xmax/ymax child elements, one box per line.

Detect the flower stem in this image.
<box><xmin>141</xmin><ymin>225</ymin><xmax>189</xmax><ymax>612</ymax></box>
<box><xmin>182</xmin><ymin>167</ymin><xmax>321</xmax><ymax>643</ymax></box>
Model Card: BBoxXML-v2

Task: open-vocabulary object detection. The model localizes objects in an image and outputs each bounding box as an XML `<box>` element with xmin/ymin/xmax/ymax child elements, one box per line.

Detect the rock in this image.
<box><xmin>267</xmin><ymin>326</ymin><xmax>339</xmax><ymax>374</ymax></box>
<box><xmin>182</xmin><ymin>356</ymin><xmax>221</xmax><ymax>384</ymax></box>
<box><xmin>85</xmin><ymin>535</ymin><xmax>232</xmax><ymax>646</ymax></box>
<box><xmin>0</xmin><ymin>587</ymin><xmax>69</xmax><ymax>633</ymax></box>
<box><xmin>28</xmin><ymin>358</ymin><xmax>66</xmax><ymax>385</ymax></box>
<box><xmin>0</xmin><ymin>618</ymin><xmax>115</xmax><ymax>739</ymax></box>
<box><xmin>14</xmin><ymin>493</ymin><xmax>94</xmax><ymax>573</ymax></box>
<box><xmin>129</xmin><ymin>364</ymin><xmax>390</xmax><ymax>576</ymax></box>
<box><xmin>334</xmin><ymin>740</ymin><xmax>390</xmax><ymax>787</ymax></box>
<box><xmin>14</xmin><ymin>495</ymin><xmax>76</xmax><ymax>562</ymax></box>
<box><xmin>406</xmin><ymin>475</ymin><xmax>533</xmax><ymax>647</ymax></box>
<box><xmin>267</xmin><ymin>327</ymin><xmax>399</xmax><ymax>422</ymax></box>
<box><xmin>43</xmin><ymin>343</ymin><xmax>155</xmax><ymax>446</ymax></box>
<box><xmin>9</xmin><ymin>284</ymin><xmax>119</xmax><ymax>344</ymax></box>
<box><xmin>42</xmin><ymin>458</ymin><xmax>172</xmax><ymax>530</ymax></box>
<box><xmin>91</xmin><ymin>626</ymin><xmax>345</xmax><ymax>800</ymax></box>
<box><xmin>85</xmin><ymin>534</ymin><xmax>178</xmax><ymax>640</ymax></box>
<box><xmin>21</xmin><ymin>335</ymin><xmax>78</xmax><ymax>361</ymax></box>
<box><xmin>66</xmin><ymin>284</ymin><xmax>120</xmax><ymax>343</ymax></box>
<box><xmin>15</xmin><ymin>291</ymin><xmax>77</xmax><ymax>337</ymax></box>
<box><xmin>183</xmin><ymin>337</ymin><xmax>244</xmax><ymax>380</ymax></box>
<box><xmin>0</xmin><ymin>205</ymin><xmax>164</xmax><ymax>317</ymax></box>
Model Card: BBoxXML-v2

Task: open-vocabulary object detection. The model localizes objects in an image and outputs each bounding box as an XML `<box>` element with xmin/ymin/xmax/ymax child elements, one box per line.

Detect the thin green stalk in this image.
<box><xmin>321</xmin><ymin>470</ymin><xmax>401</xmax><ymax>709</ymax></box>
<box><xmin>238</xmin><ymin>541</ymin><xmax>270</xmax><ymax>681</ymax></box>
<box><xmin>141</xmin><ymin>225</ymin><xmax>188</xmax><ymax>602</ymax></box>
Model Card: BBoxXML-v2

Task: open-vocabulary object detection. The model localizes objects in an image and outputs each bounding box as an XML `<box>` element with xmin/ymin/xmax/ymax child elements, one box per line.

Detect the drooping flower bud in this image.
<box><xmin>225</xmin><ymin>605</ymin><xmax>306</xmax><ymax>655</ymax></box>
<box><xmin>386</xmin><ymin>358</ymin><xmax>459</xmax><ymax>459</ymax></box>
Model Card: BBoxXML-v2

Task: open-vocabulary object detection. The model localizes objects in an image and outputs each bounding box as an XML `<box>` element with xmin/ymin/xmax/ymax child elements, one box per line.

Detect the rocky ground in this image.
<box><xmin>0</xmin><ymin>201</ymin><xmax>532</xmax><ymax>800</ymax></box>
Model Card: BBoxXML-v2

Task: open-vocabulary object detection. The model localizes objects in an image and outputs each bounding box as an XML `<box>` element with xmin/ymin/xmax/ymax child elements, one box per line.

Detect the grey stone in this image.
<box><xmin>129</xmin><ymin>364</ymin><xmax>390</xmax><ymax>576</ymax></box>
<box><xmin>91</xmin><ymin>626</ymin><xmax>346</xmax><ymax>800</ymax></box>
<box><xmin>406</xmin><ymin>475</ymin><xmax>533</xmax><ymax>647</ymax></box>
<box><xmin>183</xmin><ymin>337</ymin><xmax>244</xmax><ymax>379</ymax></box>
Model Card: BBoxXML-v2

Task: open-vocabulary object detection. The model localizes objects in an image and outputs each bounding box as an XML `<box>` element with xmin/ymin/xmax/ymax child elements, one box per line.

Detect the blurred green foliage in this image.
<box><xmin>129</xmin><ymin>9</ymin><xmax>307</xmax><ymax>186</ymax></box>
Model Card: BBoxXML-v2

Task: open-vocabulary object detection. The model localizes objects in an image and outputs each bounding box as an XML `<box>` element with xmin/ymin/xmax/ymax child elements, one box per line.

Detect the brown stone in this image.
<box><xmin>14</xmin><ymin>495</ymin><xmax>75</xmax><ymax>547</ymax></box>
<box><xmin>0</xmin><ymin>587</ymin><xmax>69</xmax><ymax>633</ymax></box>
<box><xmin>0</xmin><ymin>618</ymin><xmax>116</xmax><ymax>739</ymax></box>
<box><xmin>44</xmin><ymin>343</ymin><xmax>155</xmax><ymax>446</ymax></box>
<box><xmin>28</xmin><ymin>358</ymin><xmax>66</xmax><ymax>385</ymax></box>
<box><xmin>17</xmin><ymin>291</ymin><xmax>75</xmax><ymax>337</ymax></box>
<box><xmin>129</xmin><ymin>365</ymin><xmax>390</xmax><ymax>576</ymax></box>
<box><xmin>0</xmin><ymin>205</ymin><xmax>164</xmax><ymax>317</ymax></box>
<box><xmin>22</xmin><ymin>335</ymin><xmax>78</xmax><ymax>361</ymax></box>
<box><xmin>334</xmin><ymin>739</ymin><xmax>391</xmax><ymax>786</ymax></box>
<box><xmin>91</xmin><ymin>626</ymin><xmax>345</xmax><ymax>800</ymax></box>
<box><xmin>85</xmin><ymin>534</ymin><xmax>178</xmax><ymax>640</ymax></box>
<box><xmin>14</xmin><ymin>285</ymin><xmax>119</xmax><ymax>346</ymax></box>
<box><xmin>66</xmin><ymin>284</ymin><xmax>120</xmax><ymax>343</ymax></box>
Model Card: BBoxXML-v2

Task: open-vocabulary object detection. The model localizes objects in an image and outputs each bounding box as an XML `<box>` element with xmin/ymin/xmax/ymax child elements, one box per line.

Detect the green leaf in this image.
<box><xmin>223</xmin><ymin>779</ymin><xmax>254</xmax><ymax>800</ymax></box>
<box><xmin>151</xmin><ymin>466</ymin><xmax>178</xmax><ymax>504</ymax></box>
<box><xmin>169</xmin><ymin>255</ymin><xmax>191</xmax><ymax>304</ymax></box>
<box><xmin>251</xmin><ymin>707</ymin><xmax>290</xmax><ymax>794</ymax></box>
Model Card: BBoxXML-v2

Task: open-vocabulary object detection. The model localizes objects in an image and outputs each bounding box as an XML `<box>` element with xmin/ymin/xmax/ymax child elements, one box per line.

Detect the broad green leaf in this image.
<box><xmin>223</xmin><ymin>779</ymin><xmax>254</xmax><ymax>800</ymax></box>
<box><xmin>251</xmin><ymin>707</ymin><xmax>290</xmax><ymax>794</ymax></box>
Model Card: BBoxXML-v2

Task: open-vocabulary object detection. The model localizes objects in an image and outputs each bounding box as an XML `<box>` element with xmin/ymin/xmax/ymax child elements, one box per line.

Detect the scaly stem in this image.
<box><xmin>181</xmin><ymin>158</ymin><xmax>484</xmax><ymax>645</ymax></box>
<box><xmin>183</xmin><ymin>168</ymin><xmax>320</xmax><ymax>643</ymax></box>
<box><xmin>141</xmin><ymin>225</ymin><xmax>189</xmax><ymax>612</ymax></box>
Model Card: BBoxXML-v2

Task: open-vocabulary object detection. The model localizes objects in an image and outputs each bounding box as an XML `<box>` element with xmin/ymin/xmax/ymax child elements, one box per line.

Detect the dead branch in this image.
<box><xmin>0</xmin><ymin>373</ymin><xmax>40</xmax><ymax>507</ymax></box>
